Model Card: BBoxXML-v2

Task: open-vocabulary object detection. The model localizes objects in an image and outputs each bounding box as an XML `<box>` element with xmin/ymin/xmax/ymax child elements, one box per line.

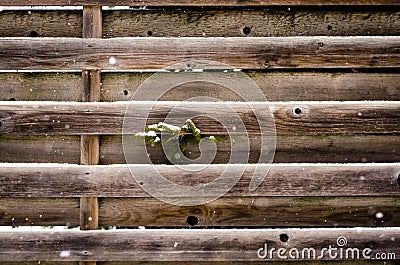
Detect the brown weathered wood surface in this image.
<box><xmin>103</xmin><ymin>9</ymin><xmax>400</xmax><ymax>37</ymax></box>
<box><xmin>0</xmin><ymin>198</ymin><xmax>80</xmax><ymax>226</ymax></box>
<box><xmin>0</xmin><ymin>228</ymin><xmax>398</xmax><ymax>261</ymax></box>
<box><xmin>98</xmin><ymin>197</ymin><xmax>400</xmax><ymax>227</ymax></box>
<box><xmin>101</xmin><ymin>72</ymin><xmax>400</xmax><ymax>102</ymax></box>
<box><xmin>2</xmin><ymin>9</ymin><xmax>398</xmax><ymax>38</ymax></box>
<box><xmin>100</xmin><ymin>135</ymin><xmax>400</xmax><ymax>164</ymax></box>
<box><xmin>0</xmin><ymin>197</ymin><xmax>398</xmax><ymax>227</ymax></box>
<box><xmin>0</xmin><ymin>135</ymin><xmax>80</xmax><ymax>163</ymax></box>
<box><xmin>0</xmin><ymin>37</ymin><xmax>399</xmax><ymax>70</ymax></box>
<box><xmin>2</xmin><ymin>72</ymin><xmax>399</xmax><ymax>102</ymax></box>
<box><xmin>0</xmin><ymin>101</ymin><xmax>398</xmax><ymax>135</ymax></box>
<box><xmin>0</xmin><ymin>72</ymin><xmax>82</xmax><ymax>102</ymax></box>
<box><xmin>99</xmin><ymin>262</ymin><xmax>400</xmax><ymax>265</ymax></box>
<box><xmin>0</xmin><ymin>164</ymin><xmax>398</xmax><ymax>197</ymax></box>
<box><xmin>2</xmin><ymin>0</ymin><xmax>400</xmax><ymax>6</ymax></box>
<box><xmin>0</xmin><ymin>10</ymin><xmax>82</xmax><ymax>38</ymax></box>
<box><xmin>0</xmin><ymin>259</ymin><xmax>394</xmax><ymax>264</ymax></box>
<box><xmin>1</xmin><ymin>134</ymin><xmax>398</xmax><ymax>164</ymax></box>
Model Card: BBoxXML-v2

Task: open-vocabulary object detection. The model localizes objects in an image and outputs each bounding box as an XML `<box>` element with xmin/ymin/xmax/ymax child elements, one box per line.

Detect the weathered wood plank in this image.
<box><xmin>0</xmin><ymin>10</ymin><xmax>82</xmax><ymax>38</ymax></box>
<box><xmin>2</xmin><ymin>0</ymin><xmax>400</xmax><ymax>6</ymax></box>
<box><xmin>1</xmin><ymin>9</ymin><xmax>399</xmax><ymax>38</ymax></box>
<box><xmin>99</xmin><ymin>262</ymin><xmax>400</xmax><ymax>265</ymax></box>
<box><xmin>0</xmin><ymin>164</ymin><xmax>398</xmax><ymax>197</ymax></box>
<box><xmin>1</xmin><ymin>197</ymin><xmax>398</xmax><ymax>227</ymax></box>
<box><xmin>101</xmin><ymin>72</ymin><xmax>400</xmax><ymax>102</ymax></box>
<box><xmin>2</xmin><ymin>72</ymin><xmax>399</xmax><ymax>102</ymax></box>
<box><xmin>2</xmin><ymin>263</ymin><xmax>79</xmax><ymax>265</ymax></box>
<box><xmin>0</xmin><ymin>102</ymin><xmax>399</xmax><ymax>135</ymax></box>
<box><xmin>0</xmin><ymin>135</ymin><xmax>80</xmax><ymax>163</ymax></box>
<box><xmin>100</xmin><ymin>135</ymin><xmax>400</xmax><ymax>164</ymax></box>
<box><xmin>0</xmin><ymin>228</ymin><xmax>398</xmax><ymax>261</ymax></box>
<box><xmin>103</xmin><ymin>9</ymin><xmax>400</xmax><ymax>37</ymax></box>
<box><xmin>99</xmin><ymin>197</ymin><xmax>400</xmax><ymax>227</ymax></box>
<box><xmin>0</xmin><ymin>37</ymin><xmax>399</xmax><ymax>70</ymax></box>
<box><xmin>0</xmin><ymin>134</ymin><xmax>397</xmax><ymax>164</ymax></box>
<box><xmin>0</xmin><ymin>72</ymin><xmax>82</xmax><ymax>102</ymax></box>
<box><xmin>0</xmin><ymin>198</ymin><xmax>80</xmax><ymax>226</ymax></box>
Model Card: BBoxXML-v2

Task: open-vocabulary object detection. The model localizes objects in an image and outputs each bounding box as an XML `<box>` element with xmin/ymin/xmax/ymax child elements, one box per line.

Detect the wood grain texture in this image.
<box><xmin>101</xmin><ymin>72</ymin><xmax>400</xmax><ymax>102</ymax></box>
<box><xmin>0</xmin><ymin>37</ymin><xmax>399</xmax><ymax>70</ymax></box>
<box><xmin>99</xmin><ymin>197</ymin><xmax>400</xmax><ymax>227</ymax></box>
<box><xmin>2</xmin><ymin>0</ymin><xmax>400</xmax><ymax>6</ymax></box>
<box><xmin>0</xmin><ymin>10</ymin><xmax>82</xmax><ymax>38</ymax></box>
<box><xmin>0</xmin><ymin>164</ymin><xmax>398</xmax><ymax>197</ymax></box>
<box><xmin>0</xmin><ymin>228</ymin><xmax>398</xmax><ymax>261</ymax></box>
<box><xmin>0</xmin><ymin>198</ymin><xmax>80</xmax><ymax>226</ymax></box>
<box><xmin>0</xmin><ymin>72</ymin><xmax>82</xmax><ymax>102</ymax></box>
<box><xmin>1</xmin><ymin>72</ymin><xmax>399</xmax><ymax>102</ymax></box>
<box><xmin>103</xmin><ymin>9</ymin><xmax>400</xmax><ymax>37</ymax></box>
<box><xmin>100</xmin><ymin>135</ymin><xmax>400</xmax><ymax>164</ymax></box>
<box><xmin>0</xmin><ymin>135</ymin><xmax>80</xmax><ymax>163</ymax></box>
<box><xmin>0</xmin><ymin>101</ymin><xmax>399</xmax><ymax>136</ymax></box>
<box><xmin>99</xmin><ymin>262</ymin><xmax>400</xmax><ymax>265</ymax></box>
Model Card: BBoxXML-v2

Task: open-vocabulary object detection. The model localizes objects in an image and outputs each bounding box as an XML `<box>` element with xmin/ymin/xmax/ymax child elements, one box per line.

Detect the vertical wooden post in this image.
<box><xmin>80</xmin><ymin>6</ymin><xmax>102</xmax><ymax>265</ymax></box>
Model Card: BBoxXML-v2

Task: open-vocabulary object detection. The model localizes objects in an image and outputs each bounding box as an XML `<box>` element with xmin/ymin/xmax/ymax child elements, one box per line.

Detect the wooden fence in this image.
<box><xmin>0</xmin><ymin>1</ymin><xmax>399</xmax><ymax>264</ymax></box>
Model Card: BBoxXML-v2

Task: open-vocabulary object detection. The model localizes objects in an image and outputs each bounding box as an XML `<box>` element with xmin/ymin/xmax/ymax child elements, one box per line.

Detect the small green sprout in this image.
<box><xmin>134</xmin><ymin>119</ymin><xmax>217</xmax><ymax>164</ymax></box>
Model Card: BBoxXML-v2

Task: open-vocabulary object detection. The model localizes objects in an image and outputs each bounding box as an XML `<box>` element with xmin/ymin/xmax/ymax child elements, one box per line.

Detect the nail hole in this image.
<box><xmin>263</xmin><ymin>61</ymin><xmax>270</xmax><ymax>68</ymax></box>
<box><xmin>327</xmin><ymin>25</ymin><xmax>332</xmax><ymax>30</ymax></box>
<box><xmin>139</xmin><ymin>181</ymin><xmax>143</xmax><ymax>185</ymax></box>
<box><xmin>9</xmin><ymin>98</ymin><xmax>16</xmax><ymax>101</ymax></box>
<box><xmin>29</xmin><ymin>30</ymin><xmax>39</xmax><ymax>37</ymax></box>
<box><xmin>84</xmin><ymin>172</ymin><xmax>90</xmax><ymax>175</ymax></box>
<box><xmin>82</xmin><ymin>251</ymin><xmax>89</xmax><ymax>255</ymax></box>
<box><xmin>123</xmin><ymin>90</ymin><xmax>129</xmax><ymax>96</ymax></box>
<box><xmin>397</xmin><ymin>174</ymin><xmax>400</xmax><ymax>187</ymax></box>
<box><xmin>242</xmin><ymin>26</ymin><xmax>251</xmax><ymax>35</ymax></box>
<box><xmin>293</xmin><ymin>107</ymin><xmax>302</xmax><ymax>115</ymax></box>
<box><xmin>318</xmin><ymin>42</ymin><xmax>324</xmax><ymax>47</ymax></box>
<box><xmin>186</xmin><ymin>216</ymin><xmax>199</xmax><ymax>226</ymax></box>
<box><xmin>147</xmin><ymin>30</ymin><xmax>153</xmax><ymax>36</ymax></box>
<box><xmin>280</xmin><ymin>233</ymin><xmax>289</xmax><ymax>242</ymax></box>
<box><xmin>0</xmin><ymin>121</ymin><xmax>2</xmax><ymax>128</ymax></box>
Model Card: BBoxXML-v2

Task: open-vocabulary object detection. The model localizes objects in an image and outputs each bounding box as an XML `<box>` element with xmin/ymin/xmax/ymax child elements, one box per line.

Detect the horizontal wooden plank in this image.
<box><xmin>1</xmin><ymin>263</ymin><xmax>78</xmax><ymax>265</ymax></box>
<box><xmin>101</xmin><ymin>135</ymin><xmax>400</xmax><ymax>164</ymax></box>
<box><xmin>2</xmin><ymin>0</ymin><xmax>400</xmax><ymax>6</ymax></box>
<box><xmin>0</xmin><ymin>198</ymin><xmax>80</xmax><ymax>226</ymax></box>
<box><xmin>103</xmin><ymin>9</ymin><xmax>400</xmax><ymax>37</ymax></box>
<box><xmin>0</xmin><ymin>228</ymin><xmax>398</xmax><ymax>261</ymax></box>
<box><xmin>0</xmin><ymin>135</ymin><xmax>80</xmax><ymax>163</ymax></box>
<box><xmin>0</xmin><ymin>164</ymin><xmax>399</xmax><ymax>197</ymax></box>
<box><xmin>0</xmin><ymin>11</ymin><xmax>82</xmax><ymax>38</ymax></box>
<box><xmin>0</xmin><ymin>73</ymin><xmax>82</xmax><ymax>102</ymax></box>
<box><xmin>0</xmin><ymin>101</ymin><xmax>399</xmax><ymax>136</ymax></box>
<box><xmin>99</xmin><ymin>197</ymin><xmax>400</xmax><ymax>227</ymax></box>
<box><xmin>1</xmin><ymin>134</ymin><xmax>398</xmax><ymax>164</ymax></box>
<box><xmin>2</xmin><ymin>72</ymin><xmax>399</xmax><ymax>102</ymax></box>
<box><xmin>0</xmin><ymin>37</ymin><xmax>399</xmax><ymax>70</ymax></box>
<box><xmin>101</xmin><ymin>72</ymin><xmax>400</xmax><ymax>101</ymax></box>
<box><xmin>99</xmin><ymin>261</ymin><xmax>400</xmax><ymax>265</ymax></box>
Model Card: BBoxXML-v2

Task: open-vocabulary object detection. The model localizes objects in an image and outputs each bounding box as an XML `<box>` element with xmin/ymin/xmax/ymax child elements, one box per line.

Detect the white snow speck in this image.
<box><xmin>109</xmin><ymin>56</ymin><xmax>117</xmax><ymax>65</ymax></box>
<box><xmin>174</xmin><ymin>242</ymin><xmax>178</xmax><ymax>247</ymax></box>
<box><xmin>375</xmin><ymin>212</ymin><xmax>384</xmax><ymax>219</ymax></box>
<box><xmin>154</xmin><ymin>136</ymin><xmax>160</xmax><ymax>143</ymax></box>
<box><xmin>59</xmin><ymin>250</ymin><xmax>70</xmax><ymax>257</ymax></box>
<box><xmin>174</xmin><ymin>153</ymin><xmax>181</xmax><ymax>160</ymax></box>
<box><xmin>357</xmin><ymin>112</ymin><xmax>362</xmax><ymax>116</ymax></box>
<box><xmin>209</xmin><ymin>136</ymin><xmax>215</xmax><ymax>140</ymax></box>
<box><xmin>135</xmin><ymin>131</ymin><xmax>157</xmax><ymax>137</ymax></box>
<box><xmin>88</xmin><ymin>217</ymin><xmax>93</xmax><ymax>221</ymax></box>
<box><xmin>65</xmin><ymin>124</ymin><xmax>70</xmax><ymax>129</ymax></box>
